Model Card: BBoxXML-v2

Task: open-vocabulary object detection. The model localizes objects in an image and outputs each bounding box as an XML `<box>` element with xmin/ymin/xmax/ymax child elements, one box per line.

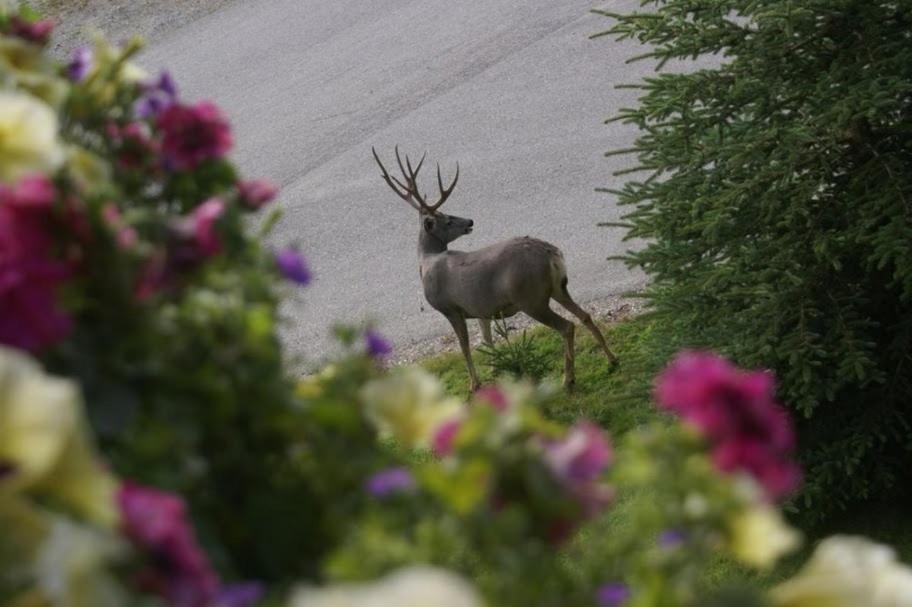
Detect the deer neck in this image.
<box><xmin>418</xmin><ymin>228</ymin><xmax>448</xmax><ymax>258</ymax></box>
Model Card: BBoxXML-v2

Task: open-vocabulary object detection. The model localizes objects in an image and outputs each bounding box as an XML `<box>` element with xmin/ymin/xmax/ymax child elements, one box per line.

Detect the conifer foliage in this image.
<box><xmin>598</xmin><ymin>1</ymin><xmax>912</xmax><ymax>516</ymax></box>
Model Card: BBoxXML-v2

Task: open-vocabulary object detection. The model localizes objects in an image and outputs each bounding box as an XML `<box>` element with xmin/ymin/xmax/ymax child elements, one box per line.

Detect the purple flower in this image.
<box><xmin>365</xmin><ymin>329</ymin><xmax>392</xmax><ymax>358</ymax></box>
<box><xmin>658</xmin><ymin>529</ymin><xmax>686</xmax><ymax>549</ymax></box>
<box><xmin>136</xmin><ymin>72</ymin><xmax>179</xmax><ymax>118</ymax></box>
<box><xmin>67</xmin><ymin>46</ymin><xmax>92</xmax><ymax>81</ymax></box>
<box><xmin>364</xmin><ymin>467</ymin><xmax>415</xmax><ymax>498</ymax></box>
<box><xmin>216</xmin><ymin>582</ymin><xmax>264</xmax><ymax>607</ymax></box>
<box><xmin>274</xmin><ymin>248</ymin><xmax>311</xmax><ymax>285</ymax></box>
<box><xmin>596</xmin><ymin>583</ymin><xmax>630</xmax><ymax>607</ymax></box>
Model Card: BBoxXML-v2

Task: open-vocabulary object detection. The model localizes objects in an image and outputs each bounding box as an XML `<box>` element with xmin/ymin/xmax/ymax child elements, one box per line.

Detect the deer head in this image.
<box><xmin>372</xmin><ymin>146</ymin><xmax>473</xmax><ymax>245</ymax></box>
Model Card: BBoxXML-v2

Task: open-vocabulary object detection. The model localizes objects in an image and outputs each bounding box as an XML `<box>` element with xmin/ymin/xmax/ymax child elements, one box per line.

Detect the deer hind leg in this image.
<box><xmin>479</xmin><ymin>318</ymin><xmax>494</xmax><ymax>347</ymax></box>
<box><xmin>446</xmin><ymin>314</ymin><xmax>482</xmax><ymax>392</ymax></box>
<box><xmin>553</xmin><ymin>284</ymin><xmax>619</xmax><ymax>366</ymax></box>
<box><xmin>523</xmin><ymin>305</ymin><xmax>576</xmax><ymax>389</ymax></box>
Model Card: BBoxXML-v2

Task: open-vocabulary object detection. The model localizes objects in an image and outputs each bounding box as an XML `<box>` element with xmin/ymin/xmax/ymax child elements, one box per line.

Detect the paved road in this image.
<box><xmin>141</xmin><ymin>0</ymin><xmax>652</xmax><ymax>365</ymax></box>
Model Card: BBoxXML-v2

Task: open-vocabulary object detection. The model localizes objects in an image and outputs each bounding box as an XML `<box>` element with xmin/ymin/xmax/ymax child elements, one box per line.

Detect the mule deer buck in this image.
<box><xmin>372</xmin><ymin>146</ymin><xmax>619</xmax><ymax>391</ymax></box>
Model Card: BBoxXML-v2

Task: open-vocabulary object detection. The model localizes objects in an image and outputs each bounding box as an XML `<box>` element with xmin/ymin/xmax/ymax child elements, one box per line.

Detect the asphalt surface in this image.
<box><xmin>140</xmin><ymin>0</ymin><xmax>653</xmax><ymax>365</ymax></box>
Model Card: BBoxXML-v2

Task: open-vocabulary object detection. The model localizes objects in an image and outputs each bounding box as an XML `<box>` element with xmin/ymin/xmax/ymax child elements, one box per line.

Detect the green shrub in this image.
<box><xmin>597</xmin><ymin>0</ymin><xmax>912</xmax><ymax>519</ymax></box>
<box><xmin>478</xmin><ymin>318</ymin><xmax>553</xmax><ymax>382</ymax></box>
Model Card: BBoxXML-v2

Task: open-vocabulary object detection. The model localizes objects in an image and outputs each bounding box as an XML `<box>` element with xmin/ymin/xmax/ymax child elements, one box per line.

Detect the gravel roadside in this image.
<box><xmin>33</xmin><ymin>0</ymin><xmax>238</xmax><ymax>56</ymax></box>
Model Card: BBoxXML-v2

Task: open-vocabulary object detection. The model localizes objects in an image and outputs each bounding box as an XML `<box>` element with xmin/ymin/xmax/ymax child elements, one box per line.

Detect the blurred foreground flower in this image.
<box><xmin>771</xmin><ymin>536</ymin><xmax>912</xmax><ymax>607</ymax></box>
<box><xmin>0</xmin><ymin>90</ymin><xmax>64</xmax><ymax>182</ymax></box>
<box><xmin>0</xmin><ymin>346</ymin><xmax>118</xmax><ymax>526</ymax></box>
<box><xmin>118</xmin><ymin>482</ymin><xmax>221</xmax><ymax>607</ymax></box>
<box><xmin>157</xmin><ymin>101</ymin><xmax>233</xmax><ymax>170</ymax></box>
<box><xmin>275</xmin><ymin>247</ymin><xmax>311</xmax><ymax>285</ymax></box>
<box><xmin>361</xmin><ymin>367</ymin><xmax>462</xmax><ymax>449</ymax></box>
<box><xmin>290</xmin><ymin>566</ymin><xmax>482</xmax><ymax>607</ymax></box>
<box><xmin>656</xmin><ymin>351</ymin><xmax>801</xmax><ymax>499</ymax></box>
<box><xmin>728</xmin><ymin>504</ymin><xmax>800</xmax><ymax>569</ymax></box>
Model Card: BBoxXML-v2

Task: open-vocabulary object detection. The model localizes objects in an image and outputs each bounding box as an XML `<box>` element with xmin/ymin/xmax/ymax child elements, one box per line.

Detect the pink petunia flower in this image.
<box><xmin>655</xmin><ymin>351</ymin><xmax>802</xmax><ymax>499</ymax></box>
<box><xmin>9</xmin><ymin>16</ymin><xmax>55</xmax><ymax>45</ymax></box>
<box><xmin>236</xmin><ymin>180</ymin><xmax>278</xmax><ymax>210</ymax></box>
<box><xmin>101</xmin><ymin>204</ymin><xmax>138</xmax><ymax>250</ymax></box>
<box><xmin>431</xmin><ymin>419</ymin><xmax>462</xmax><ymax>458</ymax></box>
<box><xmin>474</xmin><ymin>385</ymin><xmax>509</xmax><ymax>412</ymax></box>
<box><xmin>157</xmin><ymin>102</ymin><xmax>233</xmax><ymax>171</ymax></box>
<box><xmin>180</xmin><ymin>198</ymin><xmax>226</xmax><ymax>258</ymax></box>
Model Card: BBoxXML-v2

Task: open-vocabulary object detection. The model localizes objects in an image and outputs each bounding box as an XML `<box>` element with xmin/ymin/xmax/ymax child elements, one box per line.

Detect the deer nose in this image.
<box><xmin>468</xmin><ymin>220</ymin><xmax>474</xmax><ymax>227</ymax></box>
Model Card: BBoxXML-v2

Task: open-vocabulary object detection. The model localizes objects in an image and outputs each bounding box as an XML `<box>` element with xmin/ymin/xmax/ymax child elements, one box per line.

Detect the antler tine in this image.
<box><xmin>394</xmin><ymin>146</ymin><xmax>428</xmax><ymax>208</ymax></box>
<box><xmin>429</xmin><ymin>161</ymin><xmax>460</xmax><ymax>210</ymax></box>
<box><xmin>372</xmin><ymin>146</ymin><xmax>421</xmax><ymax>211</ymax></box>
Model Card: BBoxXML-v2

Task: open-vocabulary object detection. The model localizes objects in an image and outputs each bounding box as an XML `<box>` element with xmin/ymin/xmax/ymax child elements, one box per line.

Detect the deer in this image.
<box><xmin>372</xmin><ymin>146</ymin><xmax>619</xmax><ymax>391</ymax></box>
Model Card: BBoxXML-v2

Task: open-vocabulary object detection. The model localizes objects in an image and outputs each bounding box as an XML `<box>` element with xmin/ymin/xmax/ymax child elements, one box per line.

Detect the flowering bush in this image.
<box><xmin>2</xmin><ymin>6</ymin><xmax>911</xmax><ymax>607</ymax></box>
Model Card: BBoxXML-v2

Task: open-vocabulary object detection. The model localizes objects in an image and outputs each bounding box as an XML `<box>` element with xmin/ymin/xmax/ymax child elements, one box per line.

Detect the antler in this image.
<box><xmin>372</xmin><ymin>146</ymin><xmax>459</xmax><ymax>212</ymax></box>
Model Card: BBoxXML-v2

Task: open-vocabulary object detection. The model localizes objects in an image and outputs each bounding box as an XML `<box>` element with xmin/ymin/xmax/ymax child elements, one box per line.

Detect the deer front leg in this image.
<box><xmin>446</xmin><ymin>313</ymin><xmax>481</xmax><ymax>392</ymax></box>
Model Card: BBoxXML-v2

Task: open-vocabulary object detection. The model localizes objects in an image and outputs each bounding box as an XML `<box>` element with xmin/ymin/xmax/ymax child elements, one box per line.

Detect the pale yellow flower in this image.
<box><xmin>728</xmin><ymin>504</ymin><xmax>801</xmax><ymax>569</ymax></box>
<box><xmin>360</xmin><ymin>367</ymin><xmax>462</xmax><ymax>449</ymax></box>
<box><xmin>0</xmin><ymin>90</ymin><xmax>64</xmax><ymax>183</ymax></box>
<box><xmin>0</xmin><ymin>347</ymin><xmax>118</xmax><ymax>527</ymax></box>
<box><xmin>771</xmin><ymin>536</ymin><xmax>912</xmax><ymax>607</ymax></box>
<box><xmin>290</xmin><ymin>566</ymin><xmax>483</xmax><ymax>607</ymax></box>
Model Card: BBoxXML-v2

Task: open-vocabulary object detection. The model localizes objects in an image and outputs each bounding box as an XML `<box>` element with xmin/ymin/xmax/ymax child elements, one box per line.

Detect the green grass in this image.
<box><xmin>422</xmin><ymin>315</ymin><xmax>660</xmax><ymax>439</ymax></box>
<box><xmin>420</xmin><ymin>313</ymin><xmax>912</xmax><ymax>587</ymax></box>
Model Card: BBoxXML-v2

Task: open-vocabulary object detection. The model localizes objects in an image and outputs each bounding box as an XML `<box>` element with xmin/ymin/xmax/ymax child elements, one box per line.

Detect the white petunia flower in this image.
<box><xmin>771</xmin><ymin>535</ymin><xmax>912</xmax><ymax>607</ymax></box>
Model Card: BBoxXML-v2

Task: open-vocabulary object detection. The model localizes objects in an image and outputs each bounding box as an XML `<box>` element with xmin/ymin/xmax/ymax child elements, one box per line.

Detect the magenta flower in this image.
<box><xmin>431</xmin><ymin>419</ymin><xmax>462</xmax><ymax>457</ymax></box>
<box><xmin>274</xmin><ymin>247</ymin><xmax>311</xmax><ymax>285</ymax></box>
<box><xmin>0</xmin><ymin>175</ymin><xmax>71</xmax><ymax>352</ymax></box>
<box><xmin>236</xmin><ymin>180</ymin><xmax>278</xmax><ymax>210</ymax></box>
<box><xmin>157</xmin><ymin>101</ymin><xmax>232</xmax><ymax>171</ymax></box>
<box><xmin>67</xmin><ymin>45</ymin><xmax>93</xmax><ymax>81</ymax></box>
<box><xmin>9</xmin><ymin>16</ymin><xmax>54</xmax><ymax>45</ymax></box>
<box><xmin>655</xmin><ymin>351</ymin><xmax>801</xmax><ymax>499</ymax></box>
<box><xmin>0</xmin><ymin>259</ymin><xmax>73</xmax><ymax>352</ymax></box>
<box><xmin>596</xmin><ymin>583</ymin><xmax>630</xmax><ymax>607</ymax></box>
<box><xmin>118</xmin><ymin>482</ymin><xmax>221</xmax><ymax>607</ymax></box>
<box><xmin>365</xmin><ymin>329</ymin><xmax>392</xmax><ymax>358</ymax></box>
<box><xmin>364</xmin><ymin>467</ymin><xmax>415</xmax><ymax>498</ymax></box>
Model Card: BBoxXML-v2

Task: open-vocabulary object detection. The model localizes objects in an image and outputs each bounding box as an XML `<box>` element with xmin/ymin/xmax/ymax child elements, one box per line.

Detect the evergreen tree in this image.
<box><xmin>597</xmin><ymin>0</ymin><xmax>912</xmax><ymax>517</ymax></box>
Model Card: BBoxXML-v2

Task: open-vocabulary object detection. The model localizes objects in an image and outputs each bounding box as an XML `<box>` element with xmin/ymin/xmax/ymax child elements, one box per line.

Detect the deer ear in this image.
<box><xmin>423</xmin><ymin>217</ymin><xmax>435</xmax><ymax>232</ymax></box>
